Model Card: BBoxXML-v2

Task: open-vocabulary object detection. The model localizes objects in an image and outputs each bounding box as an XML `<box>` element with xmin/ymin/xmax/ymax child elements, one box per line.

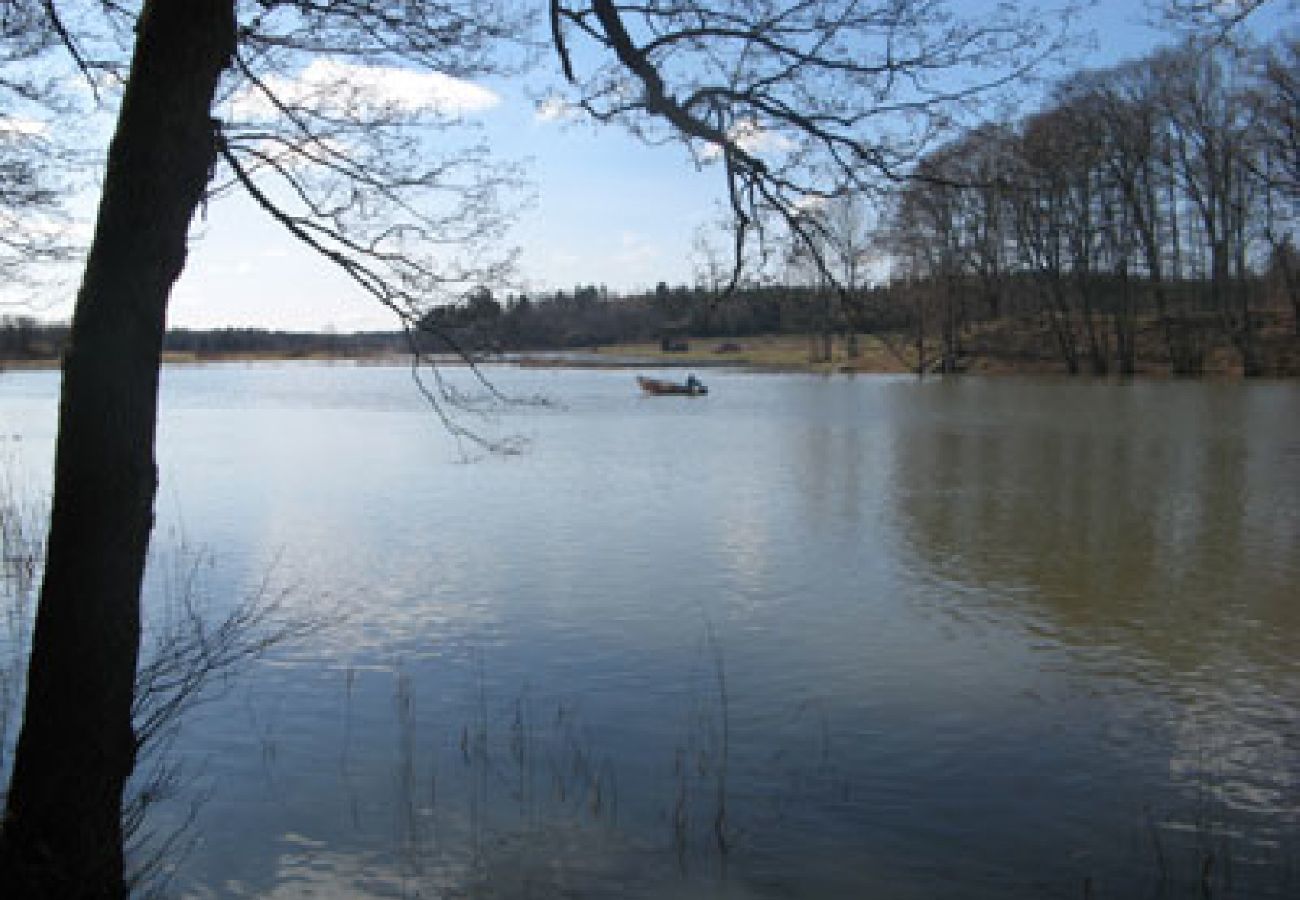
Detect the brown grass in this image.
<box><xmin>590</xmin><ymin>316</ymin><xmax>1299</xmax><ymax>377</ymax></box>
<box><xmin>587</xmin><ymin>334</ymin><xmax>914</xmax><ymax>374</ymax></box>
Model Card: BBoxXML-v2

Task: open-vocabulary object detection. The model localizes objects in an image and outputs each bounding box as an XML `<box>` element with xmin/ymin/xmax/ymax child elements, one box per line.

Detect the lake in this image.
<box><xmin>1</xmin><ymin>364</ymin><xmax>1297</xmax><ymax>898</ymax></box>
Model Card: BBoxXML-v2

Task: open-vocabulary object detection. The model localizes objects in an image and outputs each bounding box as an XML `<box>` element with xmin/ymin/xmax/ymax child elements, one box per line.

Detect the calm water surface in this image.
<box><xmin>1</xmin><ymin>364</ymin><xmax>1297</xmax><ymax>899</ymax></box>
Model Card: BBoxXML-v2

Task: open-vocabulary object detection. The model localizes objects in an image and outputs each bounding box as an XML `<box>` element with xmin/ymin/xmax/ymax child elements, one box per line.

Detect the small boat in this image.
<box><xmin>637</xmin><ymin>375</ymin><xmax>708</xmax><ymax>396</ymax></box>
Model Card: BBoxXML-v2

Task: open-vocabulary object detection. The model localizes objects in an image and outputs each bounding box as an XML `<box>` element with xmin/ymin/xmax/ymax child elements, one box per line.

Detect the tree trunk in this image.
<box><xmin>1284</xmin><ymin>256</ymin><xmax>1300</xmax><ymax>337</ymax></box>
<box><xmin>1116</xmin><ymin>264</ymin><xmax>1136</xmax><ymax>376</ymax></box>
<box><xmin>845</xmin><ymin>330</ymin><xmax>859</xmax><ymax>359</ymax></box>
<box><xmin>0</xmin><ymin>2</ymin><xmax>235</xmax><ymax>897</ymax></box>
<box><xmin>940</xmin><ymin>277</ymin><xmax>959</xmax><ymax>373</ymax></box>
<box><xmin>1234</xmin><ymin>279</ymin><xmax>1262</xmax><ymax>377</ymax></box>
<box><xmin>1078</xmin><ymin>279</ymin><xmax>1108</xmax><ymax>376</ymax></box>
<box><xmin>914</xmin><ymin>284</ymin><xmax>927</xmax><ymax>376</ymax></box>
<box><xmin>1042</xmin><ymin>280</ymin><xmax>1079</xmax><ymax>375</ymax></box>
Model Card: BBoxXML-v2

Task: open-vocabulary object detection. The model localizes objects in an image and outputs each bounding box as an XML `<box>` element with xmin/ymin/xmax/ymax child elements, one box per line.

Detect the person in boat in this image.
<box><xmin>685</xmin><ymin>373</ymin><xmax>702</xmax><ymax>393</ymax></box>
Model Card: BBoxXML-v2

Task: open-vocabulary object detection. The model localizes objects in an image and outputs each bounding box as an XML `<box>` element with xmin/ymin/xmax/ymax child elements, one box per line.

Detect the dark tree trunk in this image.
<box><xmin>0</xmin><ymin>2</ymin><xmax>235</xmax><ymax>897</ymax></box>
<box><xmin>1116</xmin><ymin>264</ymin><xmax>1136</xmax><ymax>376</ymax></box>
<box><xmin>1042</xmin><ymin>281</ymin><xmax>1079</xmax><ymax>375</ymax></box>
<box><xmin>845</xmin><ymin>329</ymin><xmax>859</xmax><ymax>359</ymax></box>
<box><xmin>1077</xmin><ymin>277</ymin><xmax>1108</xmax><ymax>376</ymax></box>
<box><xmin>1282</xmin><ymin>249</ymin><xmax>1300</xmax><ymax>337</ymax></box>
<box><xmin>940</xmin><ymin>277</ymin><xmax>960</xmax><ymax>373</ymax></box>
<box><xmin>1286</xmin><ymin>264</ymin><xmax>1300</xmax><ymax>338</ymax></box>
<box><xmin>914</xmin><ymin>285</ymin><xmax>927</xmax><ymax>376</ymax></box>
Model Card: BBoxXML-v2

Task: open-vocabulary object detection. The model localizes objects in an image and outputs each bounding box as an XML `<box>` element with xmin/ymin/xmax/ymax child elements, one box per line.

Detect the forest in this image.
<box><xmin>8</xmin><ymin>37</ymin><xmax>1295</xmax><ymax>376</ymax></box>
<box><xmin>434</xmin><ymin>36</ymin><xmax>1300</xmax><ymax>376</ymax></box>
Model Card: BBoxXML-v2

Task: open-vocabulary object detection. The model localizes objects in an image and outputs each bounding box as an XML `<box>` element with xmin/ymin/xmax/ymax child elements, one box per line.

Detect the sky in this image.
<box><xmin>5</xmin><ymin>0</ymin><xmax>1296</xmax><ymax>332</ymax></box>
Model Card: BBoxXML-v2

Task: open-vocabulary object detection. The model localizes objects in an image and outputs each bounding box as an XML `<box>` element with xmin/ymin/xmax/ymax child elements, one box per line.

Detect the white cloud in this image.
<box><xmin>733</xmin><ymin>120</ymin><xmax>796</xmax><ymax>154</ymax></box>
<box><xmin>700</xmin><ymin>119</ymin><xmax>796</xmax><ymax>161</ymax></box>
<box><xmin>613</xmin><ymin>231</ymin><xmax>659</xmax><ymax>268</ymax></box>
<box><xmin>792</xmin><ymin>194</ymin><xmax>827</xmax><ymax>213</ymax></box>
<box><xmin>534</xmin><ymin>96</ymin><xmax>584</xmax><ymax>124</ymax></box>
<box><xmin>2</xmin><ymin>211</ymin><xmax>91</xmax><ymax>243</ymax></box>
<box><xmin>230</xmin><ymin>59</ymin><xmax>500</xmax><ymax>121</ymax></box>
<box><xmin>0</xmin><ymin>117</ymin><xmax>49</xmax><ymax>138</ymax></box>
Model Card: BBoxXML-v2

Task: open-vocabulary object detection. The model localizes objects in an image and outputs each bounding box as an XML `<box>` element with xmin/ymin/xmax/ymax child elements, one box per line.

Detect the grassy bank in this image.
<box><xmin>578</xmin><ymin>333</ymin><xmax>913</xmax><ymax>373</ymax></box>
<box><xmin>579</xmin><ymin>317</ymin><xmax>1300</xmax><ymax>377</ymax></box>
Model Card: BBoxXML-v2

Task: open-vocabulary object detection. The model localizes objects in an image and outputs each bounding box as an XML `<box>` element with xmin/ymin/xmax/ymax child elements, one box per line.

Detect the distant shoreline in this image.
<box><xmin>3</xmin><ymin>329</ymin><xmax>1296</xmax><ymax>378</ymax></box>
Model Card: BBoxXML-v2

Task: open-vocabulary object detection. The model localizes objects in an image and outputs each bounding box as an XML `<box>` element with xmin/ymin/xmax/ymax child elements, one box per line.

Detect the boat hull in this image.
<box><xmin>636</xmin><ymin>375</ymin><xmax>707</xmax><ymax>396</ymax></box>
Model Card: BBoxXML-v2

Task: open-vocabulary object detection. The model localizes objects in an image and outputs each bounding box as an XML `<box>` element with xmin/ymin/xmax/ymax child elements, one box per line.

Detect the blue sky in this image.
<box><xmin>165</xmin><ymin>95</ymin><xmax>725</xmax><ymax>331</ymax></box>
<box><xmin>10</xmin><ymin>1</ymin><xmax>1296</xmax><ymax>331</ymax></box>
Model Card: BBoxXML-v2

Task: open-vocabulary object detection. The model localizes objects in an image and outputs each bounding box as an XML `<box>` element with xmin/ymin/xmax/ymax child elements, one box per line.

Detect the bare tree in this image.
<box><xmin>781</xmin><ymin>210</ymin><xmax>838</xmax><ymax>362</ymax></box>
<box><xmin>819</xmin><ymin>191</ymin><xmax>878</xmax><ymax>358</ymax></box>
<box><xmin>550</xmin><ymin>0</ymin><xmax>1083</xmax><ymax>332</ymax></box>
<box><xmin>1254</xmin><ymin>36</ymin><xmax>1300</xmax><ymax>194</ymax></box>
<box><xmin>1151</xmin><ymin>0</ymin><xmax>1295</xmax><ymax>42</ymax></box>
<box><xmin>1251</xmin><ymin>36</ymin><xmax>1300</xmax><ymax>332</ymax></box>
<box><xmin>0</xmin><ymin>3</ymin><xmax>76</xmax><ymax>287</ymax></box>
<box><xmin>0</xmin><ymin>3</ymin><xmax>527</xmax><ymax>896</ymax></box>
<box><xmin>891</xmin><ymin>152</ymin><xmax>967</xmax><ymax>373</ymax></box>
<box><xmin>950</xmin><ymin>125</ymin><xmax>1018</xmax><ymax>325</ymax></box>
<box><xmin>884</xmin><ymin>32</ymin><xmax>1295</xmax><ymax>376</ymax></box>
<box><xmin>1157</xmin><ymin>42</ymin><xmax>1265</xmax><ymax>373</ymax></box>
<box><xmin>1067</xmin><ymin>58</ymin><xmax>1203</xmax><ymax>373</ymax></box>
<box><xmin>1037</xmin><ymin>96</ymin><xmax>1115</xmax><ymax>374</ymax></box>
<box><xmin>892</xmin><ymin>123</ymin><xmax>1043</xmax><ymax>375</ymax></box>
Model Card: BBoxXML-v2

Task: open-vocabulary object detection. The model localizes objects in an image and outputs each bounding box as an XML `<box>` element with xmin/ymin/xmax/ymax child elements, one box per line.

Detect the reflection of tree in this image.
<box><xmin>886</xmin><ymin>383</ymin><xmax>1299</xmax><ymax>673</ymax></box>
<box><xmin>788</xmin><ymin>397</ymin><xmax>869</xmax><ymax>528</ymax></box>
<box><xmin>885</xmin><ymin>382</ymin><xmax>1300</xmax><ymax>873</ymax></box>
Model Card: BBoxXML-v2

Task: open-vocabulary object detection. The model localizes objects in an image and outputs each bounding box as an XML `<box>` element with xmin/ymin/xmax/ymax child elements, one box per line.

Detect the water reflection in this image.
<box><xmin>1</xmin><ymin>367</ymin><xmax>1297</xmax><ymax>898</ymax></box>
<box><xmin>890</xmin><ymin>381</ymin><xmax>1297</xmax><ymax>654</ymax></box>
<box><xmin>887</xmin><ymin>378</ymin><xmax>1300</xmax><ymax>872</ymax></box>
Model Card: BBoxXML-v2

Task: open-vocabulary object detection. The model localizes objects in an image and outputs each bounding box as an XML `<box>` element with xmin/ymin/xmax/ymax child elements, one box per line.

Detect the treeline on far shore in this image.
<box><xmin>3</xmin><ymin>266</ymin><xmax>1295</xmax><ymax>376</ymax></box>
<box><xmin>4</xmin><ymin>35</ymin><xmax>1298</xmax><ymax>378</ymax></box>
<box><xmin>0</xmin><ymin>320</ymin><xmax>410</xmax><ymax>362</ymax></box>
<box><xmin>2</xmin><ymin>283</ymin><xmax>891</xmax><ymax>364</ymax></box>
